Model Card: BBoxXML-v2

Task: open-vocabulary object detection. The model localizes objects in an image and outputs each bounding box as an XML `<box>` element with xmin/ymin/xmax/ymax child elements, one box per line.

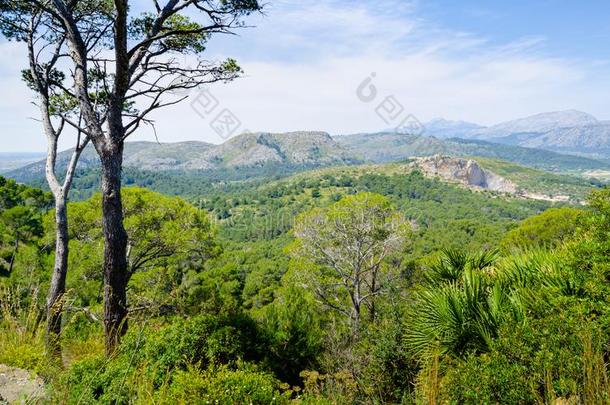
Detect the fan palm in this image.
<box><xmin>407</xmin><ymin>249</ymin><xmax>523</xmax><ymax>359</ymax></box>
<box><xmin>425</xmin><ymin>248</ymin><xmax>498</xmax><ymax>286</ymax></box>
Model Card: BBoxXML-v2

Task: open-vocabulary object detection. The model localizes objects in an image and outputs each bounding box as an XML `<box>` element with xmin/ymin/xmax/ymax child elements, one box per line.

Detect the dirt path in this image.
<box><xmin>0</xmin><ymin>365</ymin><xmax>44</xmax><ymax>404</ymax></box>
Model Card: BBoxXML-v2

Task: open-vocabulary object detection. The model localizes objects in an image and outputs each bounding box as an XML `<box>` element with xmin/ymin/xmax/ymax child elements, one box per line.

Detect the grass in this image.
<box><xmin>0</xmin><ymin>285</ymin><xmax>105</xmax><ymax>376</ymax></box>
<box><xmin>0</xmin><ymin>285</ymin><xmax>49</xmax><ymax>375</ymax></box>
<box><xmin>473</xmin><ymin>157</ymin><xmax>599</xmax><ymax>201</ymax></box>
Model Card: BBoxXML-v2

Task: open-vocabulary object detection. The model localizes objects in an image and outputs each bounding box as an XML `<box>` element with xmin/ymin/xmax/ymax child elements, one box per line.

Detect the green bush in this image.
<box><xmin>164</xmin><ymin>363</ymin><xmax>290</xmax><ymax>404</ymax></box>
<box><xmin>258</xmin><ymin>286</ymin><xmax>323</xmax><ymax>384</ymax></box>
<box><xmin>501</xmin><ymin>207</ymin><xmax>585</xmax><ymax>250</ymax></box>
<box><xmin>440</xmin><ymin>299</ymin><xmax>610</xmax><ymax>404</ymax></box>
<box><xmin>55</xmin><ymin>313</ymin><xmax>269</xmax><ymax>403</ymax></box>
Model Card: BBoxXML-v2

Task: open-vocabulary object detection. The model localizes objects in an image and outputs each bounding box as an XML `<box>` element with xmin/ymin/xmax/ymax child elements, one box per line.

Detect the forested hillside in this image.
<box><xmin>13</xmin><ymin>154</ymin><xmax>604</xmax><ymax>205</ymax></box>
<box><xmin>2</xmin><ymin>162</ymin><xmax>610</xmax><ymax>402</ymax></box>
<box><xmin>8</xmin><ymin>131</ymin><xmax>610</xmax><ymax>190</ymax></box>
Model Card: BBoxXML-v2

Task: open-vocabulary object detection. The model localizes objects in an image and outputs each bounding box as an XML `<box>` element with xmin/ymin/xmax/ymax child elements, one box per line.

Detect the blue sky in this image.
<box><xmin>209</xmin><ymin>0</ymin><xmax>610</xmax><ymax>63</ymax></box>
<box><xmin>1</xmin><ymin>0</ymin><xmax>609</xmax><ymax>151</ymax></box>
<box><xmin>418</xmin><ymin>0</ymin><xmax>610</xmax><ymax>59</ymax></box>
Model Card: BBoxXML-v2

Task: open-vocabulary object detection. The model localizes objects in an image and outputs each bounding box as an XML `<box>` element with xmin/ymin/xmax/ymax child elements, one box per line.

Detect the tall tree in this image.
<box><xmin>0</xmin><ymin>1</ymin><xmax>91</xmax><ymax>356</ymax></box>
<box><xmin>291</xmin><ymin>192</ymin><xmax>408</xmax><ymax>331</ymax></box>
<box><xmin>1</xmin><ymin>0</ymin><xmax>261</xmax><ymax>354</ymax></box>
<box><xmin>64</xmin><ymin>187</ymin><xmax>220</xmax><ymax>316</ymax></box>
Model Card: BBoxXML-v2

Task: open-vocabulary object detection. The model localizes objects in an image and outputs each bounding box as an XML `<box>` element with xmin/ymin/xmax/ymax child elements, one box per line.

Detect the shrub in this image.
<box><xmin>501</xmin><ymin>207</ymin><xmax>585</xmax><ymax>250</ymax></box>
<box><xmin>55</xmin><ymin>313</ymin><xmax>269</xmax><ymax>403</ymax></box>
<box><xmin>439</xmin><ymin>300</ymin><xmax>610</xmax><ymax>404</ymax></box>
<box><xmin>164</xmin><ymin>363</ymin><xmax>290</xmax><ymax>404</ymax></box>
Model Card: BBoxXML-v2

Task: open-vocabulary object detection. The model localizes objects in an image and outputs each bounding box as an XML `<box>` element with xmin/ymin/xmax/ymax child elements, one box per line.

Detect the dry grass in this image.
<box><xmin>0</xmin><ymin>285</ymin><xmax>47</xmax><ymax>373</ymax></box>
<box><xmin>582</xmin><ymin>330</ymin><xmax>610</xmax><ymax>405</ymax></box>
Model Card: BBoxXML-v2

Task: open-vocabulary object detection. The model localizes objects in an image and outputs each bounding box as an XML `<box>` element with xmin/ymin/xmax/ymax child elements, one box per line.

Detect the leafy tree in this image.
<box><xmin>50</xmin><ymin>188</ymin><xmax>219</xmax><ymax>315</ymax></box>
<box><xmin>0</xmin><ymin>206</ymin><xmax>43</xmax><ymax>275</ymax></box>
<box><xmin>257</xmin><ymin>286</ymin><xmax>323</xmax><ymax>384</ymax></box>
<box><xmin>501</xmin><ymin>207</ymin><xmax>585</xmax><ymax>250</ymax></box>
<box><xmin>291</xmin><ymin>192</ymin><xmax>409</xmax><ymax>330</ymax></box>
<box><xmin>0</xmin><ymin>1</ymin><xmax>102</xmax><ymax>354</ymax></box>
<box><xmin>0</xmin><ymin>176</ymin><xmax>50</xmax><ymax>277</ymax></box>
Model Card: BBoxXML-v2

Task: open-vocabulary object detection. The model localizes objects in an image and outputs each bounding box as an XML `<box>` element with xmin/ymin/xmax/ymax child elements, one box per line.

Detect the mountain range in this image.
<box><xmin>7</xmin><ymin>132</ymin><xmax>361</xmax><ymax>182</ymax></box>
<box><xmin>5</xmin><ymin>110</ymin><xmax>610</xmax><ymax>186</ymax></box>
<box><xmin>0</xmin><ymin>152</ymin><xmax>45</xmax><ymax>173</ymax></box>
<box><xmin>425</xmin><ymin>110</ymin><xmax>610</xmax><ymax>157</ymax></box>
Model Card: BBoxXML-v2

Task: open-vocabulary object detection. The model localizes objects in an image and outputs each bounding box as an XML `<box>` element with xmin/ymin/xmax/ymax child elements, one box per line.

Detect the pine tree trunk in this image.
<box><xmin>46</xmin><ymin>197</ymin><xmax>69</xmax><ymax>357</ymax></box>
<box><xmin>100</xmin><ymin>143</ymin><xmax>129</xmax><ymax>355</ymax></box>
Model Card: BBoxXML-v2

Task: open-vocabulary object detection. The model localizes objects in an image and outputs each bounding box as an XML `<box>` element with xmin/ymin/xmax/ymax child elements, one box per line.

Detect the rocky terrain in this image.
<box><xmin>0</xmin><ymin>364</ymin><xmax>44</xmax><ymax>404</ymax></box>
<box><xmin>7</xmin><ymin>131</ymin><xmax>361</xmax><ymax>183</ymax></box>
<box><xmin>207</xmin><ymin>131</ymin><xmax>356</xmax><ymax>167</ymax></box>
<box><xmin>413</xmin><ymin>155</ymin><xmax>518</xmax><ymax>193</ymax></box>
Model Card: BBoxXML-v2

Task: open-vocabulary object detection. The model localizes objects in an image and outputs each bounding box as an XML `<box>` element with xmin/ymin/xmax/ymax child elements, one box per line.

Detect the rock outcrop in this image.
<box><xmin>414</xmin><ymin>155</ymin><xmax>517</xmax><ymax>193</ymax></box>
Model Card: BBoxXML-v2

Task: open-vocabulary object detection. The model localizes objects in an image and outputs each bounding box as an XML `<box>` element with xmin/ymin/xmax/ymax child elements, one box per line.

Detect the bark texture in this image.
<box><xmin>100</xmin><ymin>143</ymin><xmax>129</xmax><ymax>354</ymax></box>
<box><xmin>46</xmin><ymin>198</ymin><xmax>69</xmax><ymax>356</ymax></box>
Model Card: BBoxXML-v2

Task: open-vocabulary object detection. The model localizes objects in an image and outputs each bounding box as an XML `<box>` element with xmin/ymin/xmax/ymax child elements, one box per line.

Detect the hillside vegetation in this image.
<box><xmin>3</xmin><ymin>162</ymin><xmax>610</xmax><ymax>402</ymax></box>
<box><xmin>8</xmin><ymin>131</ymin><xmax>610</xmax><ymax>191</ymax></box>
<box><xmin>12</xmin><ymin>143</ymin><xmax>603</xmax><ymax>207</ymax></box>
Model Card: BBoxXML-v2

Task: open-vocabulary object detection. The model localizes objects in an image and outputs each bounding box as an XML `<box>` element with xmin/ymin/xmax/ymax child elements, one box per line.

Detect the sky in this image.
<box><xmin>1</xmin><ymin>0</ymin><xmax>609</xmax><ymax>151</ymax></box>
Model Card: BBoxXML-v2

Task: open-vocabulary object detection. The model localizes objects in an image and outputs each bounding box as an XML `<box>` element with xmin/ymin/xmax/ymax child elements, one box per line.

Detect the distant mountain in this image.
<box><xmin>335</xmin><ymin>132</ymin><xmax>610</xmax><ymax>174</ymax></box>
<box><xmin>472</xmin><ymin>110</ymin><xmax>598</xmax><ymax>139</ymax></box>
<box><xmin>8</xmin><ymin>131</ymin><xmax>361</xmax><ymax>183</ymax></box>
<box><xmin>0</xmin><ymin>152</ymin><xmax>45</xmax><ymax>174</ymax></box>
<box><xmin>8</xmin><ymin>109</ymin><xmax>610</xmax><ymax>180</ymax></box>
<box><xmin>9</xmin><ymin>127</ymin><xmax>610</xmax><ymax>192</ymax></box>
<box><xmin>450</xmin><ymin>110</ymin><xmax>610</xmax><ymax>158</ymax></box>
<box><xmin>8</xmin><ymin>129</ymin><xmax>607</xmax><ymax>202</ymax></box>
<box><xmin>500</xmin><ymin>121</ymin><xmax>610</xmax><ymax>157</ymax></box>
<box><xmin>423</xmin><ymin>119</ymin><xmax>484</xmax><ymax>138</ymax></box>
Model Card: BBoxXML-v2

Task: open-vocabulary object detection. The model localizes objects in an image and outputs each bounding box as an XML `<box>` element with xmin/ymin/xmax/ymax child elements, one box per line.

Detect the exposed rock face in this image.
<box><xmin>209</xmin><ymin>131</ymin><xmax>351</xmax><ymax>167</ymax></box>
<box><xmin>415</xmin><ymin>155</ymin><xmax>517</xmax><ymax>193</ymax></box>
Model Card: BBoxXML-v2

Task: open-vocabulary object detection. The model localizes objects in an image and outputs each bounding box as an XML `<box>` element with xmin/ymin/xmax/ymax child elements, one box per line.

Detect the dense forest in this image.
<box><xmin>2</xmin><ymin>165</ymin><xmax>609</xmax><ymax>403</ymax></box>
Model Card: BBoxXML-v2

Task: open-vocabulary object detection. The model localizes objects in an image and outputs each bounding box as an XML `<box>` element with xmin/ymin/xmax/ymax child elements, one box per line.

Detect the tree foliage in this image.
<box><xmin>291</xmin><ymin>192</ymin><xmax>409</xmax><ymax>327</ymax></box>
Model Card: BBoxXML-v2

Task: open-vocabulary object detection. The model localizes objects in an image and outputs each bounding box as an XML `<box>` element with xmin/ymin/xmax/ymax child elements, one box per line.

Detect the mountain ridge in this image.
<box><xmin>7</xmin><ymin>129</ymin><xmax>610</xmax><ymax>186</ymax></box>
<box><xmin>6</xmin><ymin>131</ymin><xmax>361</xmax><ymax>183</ymax></box>
<box><xmin>423</xmin><ymin>110</ymin><xmax>610</xmax><ymax>157</ymax></box>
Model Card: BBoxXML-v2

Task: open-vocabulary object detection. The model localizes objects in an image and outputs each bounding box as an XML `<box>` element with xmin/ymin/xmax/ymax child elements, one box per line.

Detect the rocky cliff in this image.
<box><xmin>414</xmin><ymin>155</ymin><xmax>518</xmax><ymax>193</ymax></box>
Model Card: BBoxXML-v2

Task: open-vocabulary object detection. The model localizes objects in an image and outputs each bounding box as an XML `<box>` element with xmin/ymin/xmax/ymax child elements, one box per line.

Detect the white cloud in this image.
<box><xmin>1</xmin><ymin>0</ymin><xmax>609</xmax><ymax>151</ymax></box>
<box><xmin>143</xmin><ymin>48</ymin><xmax>594</xmax><ymax>144</ymax></box>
